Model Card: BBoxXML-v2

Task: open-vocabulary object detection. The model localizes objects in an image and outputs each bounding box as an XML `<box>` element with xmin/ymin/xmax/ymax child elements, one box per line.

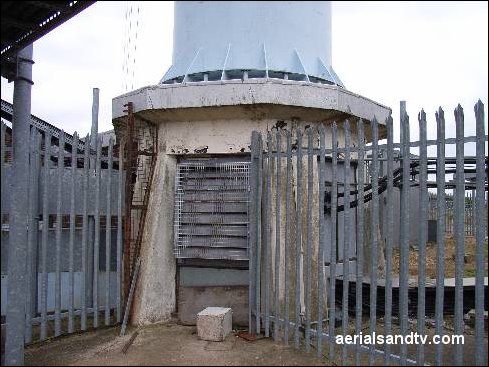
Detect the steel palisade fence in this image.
<box><xmin>1</xmin><ymin>124</ymin><xmax>124</xmax><ymax>355</ymax></box>
<box><xmin>248</xmin><ymin>100</ymin><xmax>487</xmax><ymax>366</ymax></box>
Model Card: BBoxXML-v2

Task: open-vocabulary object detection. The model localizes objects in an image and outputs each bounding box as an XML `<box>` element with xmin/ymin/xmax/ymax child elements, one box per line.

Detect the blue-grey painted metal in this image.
<box><xmin>453</xmin><ymin>105</ymin><xmax>465</xmax><ymax>366</ymax></box>
<box><xmin>264</xmin><ymin>132</ymin><xmax>272</xmax><ymax>338</ymax></box>
<box><xmin>81</xmin><ymin>134</ymin><xmax>90</xmax><ymax>331</ymax></box>
<box><xmin>248</xmin><ymin>133</ymin><xmax>256</xmax><ymax>334</ymax></box>
<box><xmin>274</xmin><ymin>131</ymin><xmax>281</xmax><ymax>342</ymax></box>
<box><xmin>117</xmin><ymin>140</ymin><xmax>123</xmax><ymax>323</ymax></box>
<box><xmin>161</xmin><ymin>1</ymin><xmax>343</xmax><ymax>86</ymax></box>
<box><xmin>369</xmin><ymin>117</ymin><xmax>379</xmax><ymax>366</ymax></box>
<box><xmin>25</xmin><ymin>129</ymin><xmax>39</xmax><ymax>344</ymax></box>
<box><xmin>342</xmin><ymin>120</ymin><xmax>351</xmax><ymax>365</ymax></box>
<box><xmin>249</xmin><ymin>131</ymin><xmax>259</xmax><ymax>334</ymax></box>
<box><xmin>54</xmin><ymin>131</ymin><xmax>65</xmax><ymax>337</ymax></box>
<box><xmin>316</xmin><ymin>124</ymin><xmax>325</xmax><ymax>357</ymax></box>
<box><xmin>68</xmin><ymin>132</ymin><xmax>78</xmax><ymax>334</ymax></box>
<box><xmin>417</xmin><ymin>110</ymin><xmax>427</xmax><ymax>366</ymax></box>
<box><xmin>384</xmin><ymin>115</ymin><xmax>394</xmax><ymax>366</ymax></box>
<box><xmin>5</xmin><ymin>43</ymin><xmax>33</xmax><ymax>366</ymax></box>
<box><xmin>40</xmin><ymin>130</ymin><xmax>51</xmax><ymax>341</ymax></box>
<box><xmin>474</xmin><ymin>100</ymin><xmax>486</xmax><ymax>366</ymax></box>
<box><xmin>329</xmin><ymin>122</ymin><xmax>338</xmax><ymax>361</ymax></box>
<box><xmin>435</xmin><ymin>108</ymin><xmax>446</xmax><ymax>366</ymax></box>
<box><xmin>305</xmin><ymin>128</ymin><xmax>313</xmax><ymax>352</ymax></box>
<box><xmin>294</xmin><ymin>129</ymin><xmax>303</xmax><ymax>350</ymax></box>
<box><xmin>248</xmin><ymin>105</ymin><xmax>487</xmax><ymax>365</ymax></box>
<box><xmin>3</xmin><ymin>107</ymin><xmax>124</xmax><ymax>363</ymax></box>
<box><xmin>256</xmin><ymin>133</ymin><xmax>263</xmax><ymax>334</ymax></box>
<box><xmin>399</xmin><ymin>104</ymin><xmax>410</xmax><ymax>366</ymax></box>
<box><xmin>93</xmin><ymin>137</ymin><xmax>101</xmax><ymax>328</ymax></box>
<box><xmin>90</xmin><ymin>90</ymin><xmax>99</xmax><ymax>145</ymax></box>
<box><xmin>105</xmin><ymin>138</ymin><xmax>113</xmax><ymax>326</ymax></box>
<box><xmin>355</xmin><ymin>119</ymin><xmax>365</xmax><ymax>366</ymax></box>
<box><xmin>284</xmin><ymin>131</ymin><xmax>292</xmax><ymax>345</ymax></box>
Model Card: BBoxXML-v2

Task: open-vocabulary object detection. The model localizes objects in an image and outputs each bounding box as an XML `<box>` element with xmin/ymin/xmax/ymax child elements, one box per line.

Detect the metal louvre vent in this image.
<box><xmin>174</xmin><ymin>159</ymin><xmax>250</xmax><ymax>260</ymax></box>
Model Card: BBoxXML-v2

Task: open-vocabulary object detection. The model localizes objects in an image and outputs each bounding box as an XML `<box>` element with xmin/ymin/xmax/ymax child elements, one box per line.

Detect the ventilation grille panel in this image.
<box><xmin>174</xmin><ymin>160</ymin><xmax>250</xmax><ymax>261</ymax></box>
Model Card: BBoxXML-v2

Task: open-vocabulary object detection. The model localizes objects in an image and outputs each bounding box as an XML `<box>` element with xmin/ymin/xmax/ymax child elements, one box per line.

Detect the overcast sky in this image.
<box><xmin>1</xmin><ymin>1</ymin><xmax>488</xmax><ymax>146</ymax></box>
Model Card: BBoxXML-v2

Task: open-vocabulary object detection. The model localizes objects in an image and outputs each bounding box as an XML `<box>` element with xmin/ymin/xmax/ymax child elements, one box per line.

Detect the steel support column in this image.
<box><xmin>5</xmin><ymin>43</ymin><xmax>34</xmax><ymax>366</ymax></box>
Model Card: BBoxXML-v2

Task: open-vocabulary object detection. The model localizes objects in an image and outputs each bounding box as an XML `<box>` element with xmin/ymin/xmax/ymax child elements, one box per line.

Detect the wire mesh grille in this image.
<box><xmin>174</xmin><ymin>160</ymin><xmax>250</xmax><ymax>260</ymax></box>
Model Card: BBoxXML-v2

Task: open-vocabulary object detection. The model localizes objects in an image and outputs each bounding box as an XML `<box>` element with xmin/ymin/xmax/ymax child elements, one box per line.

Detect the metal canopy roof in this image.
<box><xmin>1</xmin><ymin>1</ymin><xmax>96</xmax><ymax>79</ymax></box>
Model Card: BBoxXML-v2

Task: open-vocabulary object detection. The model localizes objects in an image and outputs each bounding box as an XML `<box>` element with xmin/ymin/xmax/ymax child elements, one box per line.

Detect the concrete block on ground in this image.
<box><xmin>197</xmin><ymin>307</ymin><xmax>232</xmax><ymax>342</ymax></box>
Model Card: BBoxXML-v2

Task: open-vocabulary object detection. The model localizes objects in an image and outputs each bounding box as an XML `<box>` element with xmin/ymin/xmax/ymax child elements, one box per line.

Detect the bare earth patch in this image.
<box><xmin>24</xmin><ymin>323</ymin><xmax>326</xmax><ymax>366</ymax></box>
<box><xmin>392</xmin><ymin>235</ymin><xmax>488</xmax><ymax>279</ymax></box>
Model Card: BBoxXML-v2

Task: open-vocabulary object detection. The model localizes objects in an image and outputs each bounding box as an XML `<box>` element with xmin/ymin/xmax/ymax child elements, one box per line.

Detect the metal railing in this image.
<box><xmin>1</xmin><ymin>124</ymin><xmax>124</xmax><ymax>347</ymax></box>
<box><xmin>429</xmin><ymin>193</ymin><xmax>487</xmax><ymax>236</ymax></box>
<box><xmin>248</xmin><ymin>100</ymin><xmax>487</xmax><ymax>366</ymax></box>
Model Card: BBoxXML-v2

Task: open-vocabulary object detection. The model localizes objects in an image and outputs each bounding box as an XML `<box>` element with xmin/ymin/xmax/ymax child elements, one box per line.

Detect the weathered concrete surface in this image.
<box><xmin>197</xmin><ymin>307</ymin><xmax>232</xmax><ymax>342</ymax></box>
<box><xmin>113</xmin><ymin>79</ymin><xmax>390</xmax><ymax>126</ymax></box>
<box><xmin>178</xmin><ymin>286</ymin><xmax>248</xmax><ymax>326</ymax></box>
<box><xmin>131</xmin><ymin>153</ymin><xmax>177</xmax><ymax>325</ymax></box>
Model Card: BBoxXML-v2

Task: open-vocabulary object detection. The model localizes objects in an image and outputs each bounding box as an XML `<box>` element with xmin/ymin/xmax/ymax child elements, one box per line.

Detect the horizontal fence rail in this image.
<box><xmin>248</xmin><ymin>100</ymin><xmax>488</xmax><ymax>366</ymax></box>
<box><xmin>1</xmin><ymin>123</ymin><xmax>125</xmax><ymax>346</ymax></box>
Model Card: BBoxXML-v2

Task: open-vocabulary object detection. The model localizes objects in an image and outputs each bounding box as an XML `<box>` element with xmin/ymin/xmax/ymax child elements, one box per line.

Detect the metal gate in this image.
<box><xmin>248</xmin><ymin>101</ymin><xmax>487</xmax><ymax>366</ymax></box>
<box><xmin>1</xmin><ymin>123</ymin><xmax>124</xmax><ymax>356</ymax></box>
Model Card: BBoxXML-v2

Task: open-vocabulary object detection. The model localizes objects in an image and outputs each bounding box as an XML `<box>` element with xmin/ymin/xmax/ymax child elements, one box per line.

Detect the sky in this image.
<box><xmin>1</xmin><ymin>1</ymin><xmax>488</xmax><ymax>148</ymax></box>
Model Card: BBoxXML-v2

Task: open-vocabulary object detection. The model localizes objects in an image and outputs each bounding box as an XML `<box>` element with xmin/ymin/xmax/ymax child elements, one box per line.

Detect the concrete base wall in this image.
<box><xmin>178</xmin><ymin>286</ymin><xmax>248</xmax><ymax>326</ymax></box>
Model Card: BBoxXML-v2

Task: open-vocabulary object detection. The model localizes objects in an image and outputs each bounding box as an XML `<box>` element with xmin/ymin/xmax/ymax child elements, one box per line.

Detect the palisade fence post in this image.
<box><xmin>54</xmin><ymin>131</ymin><xmax>65</xmax><ymax>337</ymax></box>
<box><xmin>384</xmin><ymin>114</ymin><xmax>394</xmax><ymax>365</ymax></box>
<box><xmin>342</xmin><ymin>121</ymin><xmax>351</xmax><ymax>365</ymax></box>
<box><xmin>264</xmin><ymin>132</ymin><xmax>272</xmax><ymax>338</ymax></box>
<box><xmin>255</xmin><ymin>132</ymin><xmax>263</xmax><ymax>334</ymax></box>
<box><xmin>368</xmin><ymin>117</ymin><xmax>379</xmax><ymax>366</ymax></box>
<box><xmin>25</xmin><ymin>128</ymin><xmax>40</xmax><ymax>344</ymax></box>
<box><xmin>328</xmin><ymin>122</ymin><xmax>338</xmax><ymax>361</ymax></box>
<box><xmin>5</xmin><ymin>43</ymin><xmax>33</xmax><ymax>366</ymax></box>
<box><xmin>249</xmin><ymin>131</ymin><xmax>261</xmax><ymax>335</ymax></box>
<box><xmin>40</xmin><ymin>131</ymin><xmax>51</xmax><ymax>341</ymax></box>
<box><xmin>274</xmin><ymin>130</ymin><xmax>282</xmax><ymax>342</ymax></box>
<box><xmin>81</xmin><ymin>133</ymin><xmax>90</xmax><ymax>331</ymax></box>
<box><xmin>305</xmin><ymin>128</ymin><xmax>313</xmax><ymax>353</ymax></box>
<box><xmin>294</xmin><ymin>129</ymin><xmax>303</xmax><ymax>350</ymax></box>
<box><xmin>317</xmin><ymin>124</ymin><xmax>326</xmax><ymax>357</ymax></box>
<box><xmin>417</xmin><ymin>110</ymin><xmax>428</xmax><ymax>366</ymax></box>
<box><xmin>117</xmin><ymin>137</ymin><xmax>124</xmax><ymax>323</ymax></box>
<box><xmin>474</xmin><ymin>100</ymin><xmax>487</xmax><ymax>366</ymax></box>
<box><xmin>93</xmin><ymin>136</ymin><xmax>102</xmax><ymax>328</ymax></box>
<box><xmin>453</xmin><ymin>105</ymin><xmax>465</xmax><ymax>366</ymax></box>
<box><xmin>399</xmin><ymin>102</ymin><xmax>410</xmax><ymax>366</ymax></box>
<box><xmin>68</xmin><ymin>132</ymin><xmax>78</xmax><ymax>334</ymax></box>
<box><xmin>284</xmin><ymin>130</ymin><xmax>292</xmax><ymax>345</ymax></box>
<box><xmin>434</xmin><ymin>107</ymin><xmax>447</xmax><ymax>366</ymax></box>
<box><xmin>355</xmin><ymin>118</ymin><xmax>365</xmax><ymax>366</ymax></box>
<box><xmin>105</xmin><ymin>138</ymin><xmax>114</xmax><ymax>326</ymax></box>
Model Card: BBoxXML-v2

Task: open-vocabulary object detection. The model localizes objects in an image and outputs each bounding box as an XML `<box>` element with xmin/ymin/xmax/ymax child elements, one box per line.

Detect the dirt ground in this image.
<box><xmin>392</xmin><ymin>235</ymin><xmax>489</xmax><ymax>278</ymax></box>
<box><xmin>24</xmin><ymin>323</ymin><xmax>325</xmax><ymax>366</ymax></box>
<box><xmin>23</xmin><ymin>319</ymin><xmax>487</xmax><ymax>366</ymax></box>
